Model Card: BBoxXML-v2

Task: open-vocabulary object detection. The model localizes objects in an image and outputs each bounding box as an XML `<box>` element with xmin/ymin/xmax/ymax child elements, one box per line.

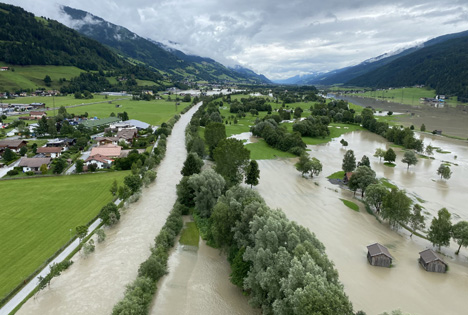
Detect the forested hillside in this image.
<box><xmin>347</xmin><ymin>35</ymin><xmax>468</xmax><ymax>101</ymax></box>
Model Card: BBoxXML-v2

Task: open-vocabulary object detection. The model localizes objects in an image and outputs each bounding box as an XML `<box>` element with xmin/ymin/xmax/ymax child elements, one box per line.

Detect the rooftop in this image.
<box><xmin>367</xmin><ymin>243</ymin><xmax>392</xmax><ymax>258</ymax></box>
<box><xmin>18</xmin><ymin>157</ymin><xmax>51</xmax><ymax>168</ymax></box>
<box><xmin>90</xmin><ymin>144</ymin><xmax>122</xmax><ymax>158</ymax></box>
<box><xmin>419</xmin><ymin>249</ymin><xmax>447</xmax><ymax>265</ymax></box>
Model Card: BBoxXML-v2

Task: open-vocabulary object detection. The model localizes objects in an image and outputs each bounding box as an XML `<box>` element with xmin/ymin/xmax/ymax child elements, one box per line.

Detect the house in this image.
<box><xmin>95</xmin><ymin>136</ymin><xmax>119</xmax><ymax>146</ymax></box>
<box><xmin>122</xmin><ymin>119</ymin><xmax>151</xmax><ymax>130</ymax></box>
<box><xmin>116</xmin><ymin>129</ymin><xmax>138</xmax><ymax>144</ymax></box>
<box><xmin>367</xmin><ymin>243</ymin><xmax>393</xmax><ymax>267</ymax></box>
<box><xmin>31</xmin><ymin>103</ymin><xmax>46</xmax><ymax>109</ymax></box>
<box><xmin>30</xmin><ymin>111</ymin><xmax>47</xmax><ymax>119</ymax></box>
<box><xmin>45</xmin><ymin>138</ymin><xmax>76</xmax><ymax>150</ymax></box>
<box><xmin>89</xmin><ymin>144</ymin><xmax>122</xmax><ymax>158</ymax></box>
<box><xmin>85</xmin><ymin>154</ymin><xmax>113</xmax><ymax>169</ymax></box>
<box><xmin>0</xmin><ymin>139</ymin><xmax>28</xmax><ymax>153</ymax></box>
<box><xmin>419</xmin><ymin>249</ymin><xmax>447</xmax><ymax>273</ymax></box>
<box><xmin>36</xmin><ymin>147</ymin><xmax>62</xmax><ymax>158</ymax></box>
<box><xmin>0</xmin><ymin>67</ymin><xmax>9</xmax><ymax>71</ymax></box>
<box><xmin>18</xmin><ymin>157</ymin><xmax>51</xmax><ymax>173</ymax></box>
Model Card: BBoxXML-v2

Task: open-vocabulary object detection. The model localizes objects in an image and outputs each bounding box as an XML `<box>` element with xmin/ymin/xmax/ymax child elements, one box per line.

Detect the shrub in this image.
<box><xmin>7</xmin><ymin>169</ymin><xmax>19</xmax><ymax>176</ymax></box>
<box><xmin>138</xmin><ymin>254</ymin><xmax>168</xmax><ymax>281</ymax></box>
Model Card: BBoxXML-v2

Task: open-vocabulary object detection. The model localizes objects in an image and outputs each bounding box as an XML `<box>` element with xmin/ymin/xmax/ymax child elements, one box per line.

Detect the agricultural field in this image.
<box><xmin>8</xmin><ymin>94</ymin><xmax>125</xmax><ymax>109</ymax></box>
<box><xmin>0</xmin><ymin>171</ymin><xmax>129</xmax><ymax>299</ymax></box>
<box><xmin>0</xmin><ymin>63</ymin><xmax>84</xmax><ymax>92</ymax></box>
<box><xmin>53</xmin><ymin>98</ymin><xmax>192</xmax><ymax>126</ymax></box>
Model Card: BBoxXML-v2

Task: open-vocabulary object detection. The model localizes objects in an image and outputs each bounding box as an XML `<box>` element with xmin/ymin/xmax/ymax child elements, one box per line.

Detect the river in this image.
<box><xmin>256</xmin><ymin>130</ymin><xmax>468</xmax><ymax>315</ymax></box>
<box><xmin>17</xmin><ymin>103</ymin><xmax>201</xmax><ymax>315</ymax></box>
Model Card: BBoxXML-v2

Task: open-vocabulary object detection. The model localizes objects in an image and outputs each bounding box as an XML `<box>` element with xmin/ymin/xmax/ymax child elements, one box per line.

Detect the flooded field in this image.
<box><xmin>256</xmin><ymin>130</ymin><xmax>468</xmax><ymax>315</ymax></box>
<box><xmin>150</xmin><ymin>241</ymin><xmax>256</xmax><ymax>315</ymax></box>
<box><xmin>337</xmin><ymin>95</ymin><xmax>468</xmax><ymax>139</ymax></box>
<box><xmin>17</xmin><ymin>104</ymin><xmax>201</xmax><ymax>315</ymax></box>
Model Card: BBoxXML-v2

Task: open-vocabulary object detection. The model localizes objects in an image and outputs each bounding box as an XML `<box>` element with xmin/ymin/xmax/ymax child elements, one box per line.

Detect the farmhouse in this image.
<box><xmin>36</xmin><ymin>147</ymin><xmax>62</xmax><ymax>158</ymax></box>
<box><xmin>343</xmin><ymin>172</ymin><xmax>353</xmax><ymax>184</ymax></box>
<box><xmin>18</xmin><ymin>157</ymin><xmax>51</xmax><ymax>173</ymax></box>
<box><xmin>419</xmin><ymin>249</ymin><xmax>447</xmax><ymax>273</ymax></box>
<box><xmin>367</xmin><ymin>243</ymin><xmax>393</xmax><ymax>267</ymax></box>
<box><xmin>116</xmin><ymin>129</ymin><xmax>138</xmax><ymax>145</ymax></box>
<box><xmin>95</xmin><ymin>136</ymin><xmax>119</xmax><ymax>146</ymax></box>
<box><xmin>30</xmin><ymin>111</ymin><xmax>47</xmax><ymax>119</ymax></box>
<box><xmin>0</xmin><ymin>139</ymin><xmax>28</xmax><ymax>153</ymax></box>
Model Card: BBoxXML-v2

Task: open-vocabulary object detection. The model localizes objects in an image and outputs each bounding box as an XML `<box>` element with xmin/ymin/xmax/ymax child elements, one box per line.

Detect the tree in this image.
<box><xmin>342</xmin><ymin>150</ymin><xmax>356</xmax><ymax>172</ymax></box>
<box><xmin>40</xmin><ymin>164</ymin><xmax>48</xmax><ymax>175</ymax></box>
<box><xmin>204</xmin><ymin>122</ymin><xmax>226</xmax><ymax>157</ymax></box>
<box><xmin>409</xmin><ymin>204</ymin><xmax>425</xmax><ymax>237</ymax></box>
<box><xmin>339</xmin><ymin>139</ymin><xmax>348</xmax><ymax>148</ymax></box>
<box><xmin>19</xmin><ymin>146</ymin><xmax>27</xmax><ymax>156</ymax></box>
<box><xmin>357</xmin><ymin>155</ymin><xmax>370</xmax><ymax>168</ymax></box>
<box><xmin>96</xmin><ymin>229</ymin><xmax>106</xmax><ymax>243</ymax></box>
<box><xmin>437</xmin><ymin>164</ymin><xmax>452</xmax><ymax>180</ymax></box>
<box><xmin>384</xmin><ymin>148</ymin><xmax>396</xmax><ymax>163</ymax></box>
<box><xmin>374</xmin><ymin>148</ymin><xmax>385</xmax><ymax>162</ymax></box>
<box><xmin>43</xmin><ymin>75</ymin><xmax>52</xmax><ymax>87</ymax></box>
<box><xmin>124</xmin><ymin>174</ymin><xmax>142</xmax><ymax>193</ymax></box>
<box><xmin>53</xmin><ymin>158</ymin><xmax>67</xmax><ymax>174</ymax></box>
<box><xmin>47</xmin><ymin>118</ymin><xmax>57</xmax><ymax>137</ymax></box>
<box><xmin>213</xmin><ymin>138</ymin><xmax>250</xmax><ymax>187</ymax></box>
<box><xmin>425</xmin><ymin>144</ymin><xmax>434</xmax><ymax>155</ymax></box>
<box><xmin>381</xmin><ymin>188</ymin><xmax>412</xmax><ymax>228</ymax></box>
<box><xmin>75</xmin><ymin>225</ymin><xmax>88</xmax><ymax>241</ymax></box>
<box><xmin>420</xmin><ymin>123</ymin><xmax>426</xmax><ymax>132</ymax></box>
<box><xmin>428</xmin><ymin>208</ymin><xmax>452</xmax><ymax>250</ymax></box>
<box><xmin>75</xmin><ymin>159</ymin><xmax>84</xmax><ymax>173</ymax></box>
<box><xmin>181</xmin><ymin>152</ymin><xmax>203</xmax><ymax>177</ymax></box>
<box><xmin>245</xmin><ymin>160</ymin><xmax>260</xmax><ymax>188</ymax></box>
<box><xmin>189</xmin><ymin>137</ymin><xmax>205</xmax><ymax>158</ymax></box>
<box><xmin>452</xmin><ymin>221</ymin><xmax>468</xmax><ymax>255</ymax></box>
<box><xmin>348</xmin><ymin>166</ymin><xmax>376</xmax><ymax>197</ymax></box>
<box><xmin>110</xmin><ymin>179</ymin><xmax>118</xmax><ymax>196</ymax></box>
<box><xmin>402</xmin><ymin>151</ymin><xmax>418</xmax><ymax>169</ymax></box>
<box><xmin>296</xmin><ymin>153</ymin><xmax>312</xmax><ymax>177</ymax></box>
<box><xmin>100</xmin><ymin>202</ymin><xmax>121</xmax><ymax>226</ymax></box>
<box><xmin>118</xmin><ymin>111</ymin><xmax>129</xmax><ymax>120</ymax></box>
<box><xmin>365</xmin><ymin>183</ymin><xmax>388</xmax><ymax>212</ymax></box>
<box><xmin>2</xmin><ymin>148</ymin><xmax>16</xmax><ymax>162</ymax></box>
<box><xmin>188</xmin><ymin>169</ymin><xmax>225</xmax><ymax>217</ymax></box>
<box><xmin>309</xmin><ymin>157</ymin><xmax>322</xmax><ymax>178</ymax></box>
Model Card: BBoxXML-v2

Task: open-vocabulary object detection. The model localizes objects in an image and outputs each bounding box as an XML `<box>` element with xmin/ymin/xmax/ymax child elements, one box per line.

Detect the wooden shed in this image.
<box><xmin>367</xmin><ymin>243</ymin><xmax>393</xmax><ymax>267</ymax></box>
<box><xmin>419</xmin><ymin>249</ymin><xmax>447</xmax><ymax>273</ymax></box>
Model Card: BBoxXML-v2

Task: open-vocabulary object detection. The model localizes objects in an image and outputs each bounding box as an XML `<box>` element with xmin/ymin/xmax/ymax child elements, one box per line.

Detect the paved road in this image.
<box><xmin>0</xmin><ymin>159</ymin><xmax>20</xmax><ymax>178</ymax></box>
<box><xmin>65</xmin><ymin>150</ymin><xmax>90</xmax><ymax>175</ymax></box>
<box><xmin>0</xmin><ymin>219</ymin><xmax>102</xmax><ymax>315</ymax></box>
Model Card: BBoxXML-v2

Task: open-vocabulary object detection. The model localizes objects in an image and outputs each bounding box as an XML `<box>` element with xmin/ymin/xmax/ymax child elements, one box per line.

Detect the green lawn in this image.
<box><xmin>339</xmin><ymin>198</ymin><xmax>359</xmax><ymax>212</ymax></box>
<box><xmin>179</xmin><ymin>222</ymin><xmax>199</xmax><ymax>247</ymax></box>
<box><xmin>245</xmin><ymin>139</ymin><xmax>295</xmax><ymax>160</ymax></box>
<box><xmin>6</xmin><ymin>94</ymin><xmax>124</xmax><ymax>109</ymax></box>
<box><xmin>51</xmin><ymin>98</ymin><xmax>190</xmax><ymax>126</ymax></box>
<box><xmin>0</xmin><ymin>171</ymin><xmax>129</xmax><ymax>299</ymax></box>
<box><xmin>327</xmin><ymin>171</ymin><xmax>345</xmax><ymax>179</ymax></box>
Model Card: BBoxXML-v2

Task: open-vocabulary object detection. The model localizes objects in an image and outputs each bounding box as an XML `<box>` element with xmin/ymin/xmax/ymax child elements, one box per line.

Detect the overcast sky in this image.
<box><xmin>6</xmin><ymin>0</ymin><xmax>468</xmax><ymax>79</ymax></box>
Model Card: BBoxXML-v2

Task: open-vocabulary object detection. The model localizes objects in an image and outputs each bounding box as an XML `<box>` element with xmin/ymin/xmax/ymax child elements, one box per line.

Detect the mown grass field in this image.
<box><xmin>49</xmin><ymin>98</ymin><xmax>191</xmax><ymax>126</ymax></box>
<box><xmin>0</xmin><ymin>63</ymin><xmax>85</xmax><ymax>91</ymax></box>
<box><xmin>11</xmin><ymin>94</ymin><xmax>125</xmax><ymax>109</ymax></box>
<box><xmin>0</xmin><ymin>171</ymin><xmax>128</xmax><ymax>299</ymax></box>
<box><xmin>179</xmin><ymin>222</ymin><xmax>199</xmax><ymax>247</ymax></box>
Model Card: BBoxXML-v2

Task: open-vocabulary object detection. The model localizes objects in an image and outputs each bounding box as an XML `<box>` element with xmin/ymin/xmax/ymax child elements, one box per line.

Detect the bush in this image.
<box><xmin>7</xmin><ymin>169</ymin><xmax>19</xmax><ymax>176</ymax></box>
<box><xmin>138</xmin><ymin>254</ymin><xmax>168</xmax><ymax>281</ymax></box>
<box><xmin>25</xmin><ymin>171</ymin><xmax>35</xmax><ymax>176</ymax></box>
<box><xmin>96</xmin><ymin>229</ymin><xmax>106</xmax><ymax>243</ymax></box>
<box><xmin>112</xmin><ymin>276</ymin><xmax>156</xmax><ymax>315</ymax></box>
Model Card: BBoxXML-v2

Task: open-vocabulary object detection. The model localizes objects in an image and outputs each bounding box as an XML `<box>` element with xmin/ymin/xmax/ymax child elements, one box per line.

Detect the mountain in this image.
<box><xmin>60</xmin><ymin>6</ymin><xmax>270</xmax><ymax>84</ymax></box>
<box><xmin>348</xmin><ymin>34</ymin><xmax>468</xmax><ymax>100</ymax></box>
<box><xmin>292</xmin><ymin>29</ymin><xmax>468</xmax><ymax>86</ymax></box>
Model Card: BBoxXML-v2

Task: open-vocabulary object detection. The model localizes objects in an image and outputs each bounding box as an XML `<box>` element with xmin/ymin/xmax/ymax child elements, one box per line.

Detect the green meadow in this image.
<box><xmin>0</xmin><ymin>171</ymin><xmax>128</xmax><ymax>299</ymax></box>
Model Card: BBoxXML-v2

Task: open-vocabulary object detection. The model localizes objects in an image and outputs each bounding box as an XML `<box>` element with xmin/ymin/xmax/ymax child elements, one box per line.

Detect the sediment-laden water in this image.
<box><xmin>17</xmin><ymin>104</ymin><xmax>201</xmax><ymax>315</ymax></box>
<box><xmin>256</xmin><ymin>130</ymin><xmax>468</xmax><ymax>315</ymax></box>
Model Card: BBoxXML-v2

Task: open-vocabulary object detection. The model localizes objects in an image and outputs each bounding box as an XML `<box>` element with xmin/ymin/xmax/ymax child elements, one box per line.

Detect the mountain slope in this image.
<box><xmin>347</xmin><ymin>35</ymin><xmax>468</xmax><ymax>100</ymax></box>
<box><xmin>61</xmin><ymin>6</ymin><xmax>270</xmax><ymax>84</ymax></box>
<box><xmin>296</xmin><ymin>29</ymin><xmax>468</xmax><ymax>86</ymax></box>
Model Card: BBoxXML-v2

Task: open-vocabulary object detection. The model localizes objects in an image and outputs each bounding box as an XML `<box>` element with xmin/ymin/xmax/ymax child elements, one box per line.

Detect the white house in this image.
<box><xmin>18</xmin><ymin>157</ymin><xmax>51</xmax><ymax>173</ymax></box>
<box><xmin>85</xmin><ymin>154</ymin><xmax>113</xmax><ymax>169</ymax></box>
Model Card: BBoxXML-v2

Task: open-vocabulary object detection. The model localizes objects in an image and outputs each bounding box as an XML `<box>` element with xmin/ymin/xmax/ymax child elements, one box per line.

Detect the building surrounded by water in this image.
<box><xmin>367</xmin><ymin>243</ymin><xmax>393</xmax><ymax>267</ymax></box>
<box><xmin>419</xmin><ymin>249</ymin><xmax>447</xmax><ymax>273</ymax></box>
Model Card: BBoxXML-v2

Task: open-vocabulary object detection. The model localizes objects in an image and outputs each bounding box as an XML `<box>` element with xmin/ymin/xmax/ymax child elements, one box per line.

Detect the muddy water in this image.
<box><xmin>150</xmin><ymin>240</ymin><xmax>256</xmax><ymax>315</ymax></box>
<box><xmin>336</xmin><ymin>95</ymin><xmax>468</xmax><ymax>139</ymax></box>
<box><xmin>256</xmin><ymin>130</ymin><xmax>468</xmax><ymax>315</ymax></box>
<box><xmin>17</xmin><ymin>104</ymin><xmax>201</xmax><ymax>315</ymax></box>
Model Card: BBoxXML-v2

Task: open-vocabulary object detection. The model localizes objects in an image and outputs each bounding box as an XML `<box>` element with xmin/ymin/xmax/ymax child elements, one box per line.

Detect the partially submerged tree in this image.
<box><xmin>213</xmin><ymin>138</ymin><xmax>250</xmax><ymax>187</ymax></box>
<box><xmin>374</xmin><ymin>148</ymin><xmax>385</xmax><ymax>162</ymax></box>
<box><xmin>409</xmin><ymin>204</ymin><xmax>425</xmax><ymax>237</ymax></box>
<box><xmin>188</xmin><ymin>169</ymin><xmax>225</xmax><ymax>217</ymax></box>
<box><xmin>296</xmin><ymin>153</ymin><xmax>312</xmax><ymax>177</ymax></box>
<box><xmin>381</xmin><ymin>188</ymin><xmax>412</xmax><ymax>229</ymax></box>
<box><xmin>357</xmin><ymin>155</ymin><xmax>370</xmax><ymax>168</ymax></box>
<box><xmin>348</xmin><ymin>166</ymin><xmax>376</xmax><ymax>197</ymax></box>
<box><xmin>437</xmin><ymin>164</ymin><xmax>452</xmax><ymax>180</ymax></box>
<box><xmin>428</xmin><ymin>208</ymin><xmax>452</xmax><ymax>250</ymax></box>
<box><xmin>384</xmin><ymin>148</ymin><xmax>396</xmax><ymax>164</ymax></box>
<box><xmin>452</xmin><ymin>221</ymin><xmax>468</xmax><ymax>255</ymax></box>
<box><xmin>365</xmin><ymin>183</ymin><xmax>388</xmax><ymax>213</ymax></box>
<box><xmin>245</xmin><ymin>160</ymin><xmax>260</xmax><ymax>188</ymax></box>
<box><xmin>402</xmin><ymin>151</ymin><xmax>418</xmax><ymax>169</ymax></box>
<box><xmin>342</xmin><ymin>150</ymin><xmax>356</xmax><ymax>172</ymax></box>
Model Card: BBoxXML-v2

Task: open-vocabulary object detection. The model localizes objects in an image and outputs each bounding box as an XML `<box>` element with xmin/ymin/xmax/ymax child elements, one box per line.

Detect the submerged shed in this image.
<box><xmin>367</xmin><ymin>243</ymin><xmax>393</xmax><ymax>267</ymax></box>
<box><xmin>419</xmin><ymin>249</ymin><xmax>447</xmax><ymax>273</ymax></box>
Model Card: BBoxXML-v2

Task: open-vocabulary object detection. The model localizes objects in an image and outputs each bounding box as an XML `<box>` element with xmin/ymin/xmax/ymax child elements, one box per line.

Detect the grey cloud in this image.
<box><xmin>4</xmin><ymin>0</ymin><xmax>468</xmax><ymax>79</ymax></box>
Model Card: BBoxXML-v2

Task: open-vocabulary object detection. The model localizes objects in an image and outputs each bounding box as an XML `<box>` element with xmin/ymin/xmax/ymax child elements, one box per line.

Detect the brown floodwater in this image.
<box><xmin>336</xmin><ymin>95</ymin><xmax>468</xmax><ymax>139</ymax></box>
<box><xmin>256</xmin><ymin>130</ymin><xmax>468</xmax><ymax>315</ymax></box>
<box><xmin>17</xmin><ymin>104</ymin><xmax>201</xmax><ymax>315</ymax></box>
<box><xmin>150</xmin><ymin>240</ymin><xmax>257</xmax><ymax>315</ymax></box>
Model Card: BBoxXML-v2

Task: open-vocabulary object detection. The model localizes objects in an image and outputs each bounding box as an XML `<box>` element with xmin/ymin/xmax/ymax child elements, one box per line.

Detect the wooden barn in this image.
<box><xmin>419</xmin><ymin>249</ymin><xmax>447</xmax><ymax>273</ymax></box>
<box><xmin>367</xmin><ymin>243</ymin><xmax>393</xmax><ymax>267</ymax></box>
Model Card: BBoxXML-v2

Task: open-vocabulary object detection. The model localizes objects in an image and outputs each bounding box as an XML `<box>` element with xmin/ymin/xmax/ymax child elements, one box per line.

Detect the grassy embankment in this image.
<box><xmin>0</xmin><ymin>171</ymin><xmax>128</xmax><ymax>299</ymax></box>
<box><xmin>179</xmin><ymin>222</ymin><xmax>200</xmax><ymax>247</ymax></box>
<box><xmin>339</xmin><ymin>199</ymin><xmax>359</xmax><ymax>212</ymax></box>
